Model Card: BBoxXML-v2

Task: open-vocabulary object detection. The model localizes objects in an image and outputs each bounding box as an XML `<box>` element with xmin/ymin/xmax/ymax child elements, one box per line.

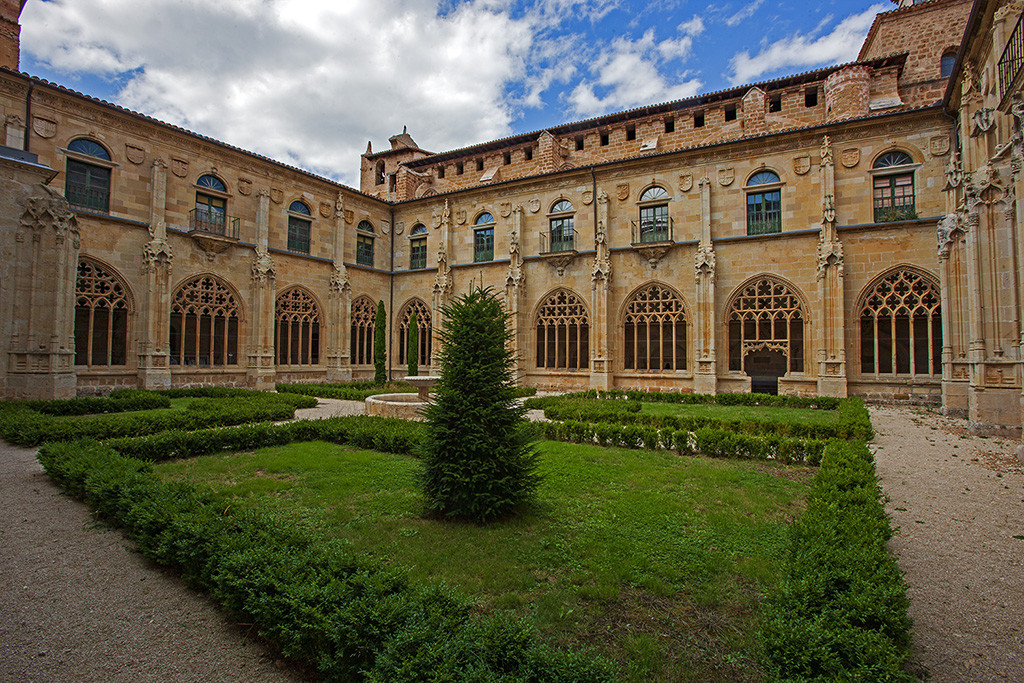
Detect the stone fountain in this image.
<box><xmin>363</xmin><ymin>376</ymin><xmax>440</xmax><ymax>420</ymax></box>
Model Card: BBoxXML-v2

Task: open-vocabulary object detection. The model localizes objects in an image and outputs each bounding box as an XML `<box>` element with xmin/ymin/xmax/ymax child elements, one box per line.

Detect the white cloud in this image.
<box><xmin>727</xmin><ymin>3</ymin><xmax>886</xmax><ymax>85</ymax></box>
<box><xmin>724</xmin><ymin>0</ymin><xmax>763</xmax><ymax>28</ymax></box>
<box><xmin>567</xmin><ymin>18</ymin><xmax>704</xmax><ymax>118</ymax></box>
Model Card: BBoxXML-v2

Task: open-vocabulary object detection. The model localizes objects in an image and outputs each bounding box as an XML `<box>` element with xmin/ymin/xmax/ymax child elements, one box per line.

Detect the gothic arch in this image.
<box><xmin>74</xmin><ymin>256</ymin><xmax>134</xmax><ymax>367</ymax></box>
<box><xmin>618</xmin><ymin>281</ymin><xmax>689</xmax><ymax>372</ymax></box>
<box><xmin>169</xmin><ymin>273</ymin><xmax>243</xmax><ymax>366</ymax></box>
<box><xmin>275</xmin><ymin>285</ymin><xmax>322</xmax><ymax>366</ymax></box>
<box><xmin>856</xmin><ymin>265</ymin><xmax>942</xmax><ymax>376</ymax></box>
<box><xmin>725</xmin><ymin>274</ymin><xmax>808</xmax><ymax>376</ymax></box>
<box><xmin>533</xmin><ymin>288</ymin><xmax>590</xmax><ymax>371</ymax></box>
<box><xmin>397</xmin><ymin>297</ymin><xmax>432</xmax><ymax>367</ymax></box>
<box><xmin>350</xmin><ymin>295</ymin><xmax>378</xmax><ymax>366</ymax></box>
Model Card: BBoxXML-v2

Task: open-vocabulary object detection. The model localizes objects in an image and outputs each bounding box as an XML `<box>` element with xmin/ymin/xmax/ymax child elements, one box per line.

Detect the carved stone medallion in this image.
<box><xmin>679</xmin><ymin>173</ymin><xmax>693</xmax><ymax>192</ymax></box>
<box><xmin>381</xmin><ymin>221</ymin><xmax>391</xmax><ymax>235</ymax></box>
<box><xmin>528</xmin><ymin>198</ymin><xmax>541</xmax><ymax>213</ymax></box>
<box><xmin>929</xmin><ymin>135</ymin><xmax>951</xmax><ymax>156</ymax></box>
<box><xmin>270</xmin><ymin>188</ymin><xmax>284</xmax><ymax>204</ymax></box>
<box><xmin>793</xmin><ymin>155</ymin><xmax>810</xmax><ymax>175</ymax></box>
<box><xmin>841</xmin><ymin>148</ymin><xmax>860</xmax><ymax>168</ymax></box>
<box><xmin>171</xmin><ymin>159</ymin><xmax>188</xmax><ymax>178</ymax></box>
<box><xmin>125</xmin><ymin>144</ymin><xmax>145</xmax><ymax>164</ymax></box>
<box><xmin>455</xmin><ymin>209</ymin><xmax>467</xmax><ymax>225</ymax></box>
<box><xmin>582</xmin><ymin>190</ymin><xmax>594</xmax><ymax>205</ymax></box>
<box><xmin>616</xmin><ymin>183</ymin><xmax>630</xmax><ymax>200</ymax></box>
<box><xmin>238</xmin><ymin>178</ymin><xmax>252</xmax><ymax>196</ymax></box>
<box><xmin>319</xmin><ymin>201</ymin><xmax>332</xmax><ymax>218</ymax></box>
<box><xmin>431</xmin><ymin>207</ymin><xmax>442</xmax><ymax>229</ymax></box>
<box><xmin>32</xmin><ymin>117</ymin><xmax>56</xmax><ymax>138</ymax></box>
<box><xmin>499</xmin><ymin>201</ymin><xmax>512</xmax><ymax>218</ymax></box>
<box><xmin>717</xmin><ymin>168</ymin><xmax>734</xmax><ymax>186</ymax></box>
<box><xmin>345</xmin><ymin>210</ymin><xmax>354</xmax><ymax>224</ymax></box>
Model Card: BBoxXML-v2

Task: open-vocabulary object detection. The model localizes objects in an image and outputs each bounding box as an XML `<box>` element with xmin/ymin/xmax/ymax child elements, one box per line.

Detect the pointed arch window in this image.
<box><xmin>623</xmin><ymin>284</ymin><xmax>687</xmax><ymax>371</ymax></box>
<box><xmin>350</xmin><ymin>297</ymin><xmax>376</xmax><ymax>365</ymax></box>
<box><xmin>637</xmin><ymin>186</ymin><xmax>669</xmax><ymax>243</ymax></box>
<box><xmin>287</xmin><ymin>200</ymin><xmax>312</xmax><ymax>254</ymax></box>
<box><xmin>872</xmin><ymin>151</ymin><xmax>916</xmax><ymax>222</ymax></box>
<box><xmin>398</xmin><ymin>299</ymin><xmax>432</xmax><ymax>367</ymax></box>
<box><xmin>728</xmin><ymin>278</ymin><xmax>804</xmax><ymax>374</ymax></box>
<box><xmin>746</xmin><ymin>171</ymin><xmax>781</xmax><ymax>235</ymax></box>
<box><xmin>74</xmin><ymin>259</ymin><xmax>130</xmax><ymax>366</ymax></box>
<box><xmin>860</xmin><ymin>269</ymin><xmax>941</xmax><ymax>376</ymax></box>
<box><xmin>536</xmin><ymin>290</ymin><xmax>589</xmax><ymax>371</ymax></box>
<box><xmin>276</xmin><ymin>288</ymin><xmax>321</xmax><ymax>366</ymax></box>
<box><xmin>169</xmin><ymin>275</ymin><xmax>240</xmax><ymax>366</ymax></box>
<box><xmin>65</xmin><ymin>138</ymin><xmax>112</xmax><ymax>213</ymax></box>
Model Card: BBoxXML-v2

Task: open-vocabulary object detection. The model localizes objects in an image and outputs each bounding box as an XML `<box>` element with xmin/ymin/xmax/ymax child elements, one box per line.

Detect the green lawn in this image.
<box><xmin>66</xmin><ymin>397</ymin><xmax>195</xmax><ymax>419</ymax></box>
<box><xmin>640</xmin><ymin>401</ymin><xmax>839</xmax><ymax>426</ymax></box>
<box><xmin>154</xmin><ymin>440</ymin><xmax>812</xmax><ymax>682</ymax></box>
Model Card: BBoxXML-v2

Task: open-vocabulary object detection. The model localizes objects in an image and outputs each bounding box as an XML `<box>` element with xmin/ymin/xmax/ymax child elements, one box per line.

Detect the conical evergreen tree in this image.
<box><xmin>420</xmin><ymin>287</ymin><xmax>538</xmax><ymax>523</ymax></box>
<box><xmin>407</xmin><ymin>310</ymin><xmax>418</xmax><ymax>377</ymax></box>
<box><xmin>373</xmin><ymin>300</ymin><xmax>387</xmax><ymax>384</ymax></box>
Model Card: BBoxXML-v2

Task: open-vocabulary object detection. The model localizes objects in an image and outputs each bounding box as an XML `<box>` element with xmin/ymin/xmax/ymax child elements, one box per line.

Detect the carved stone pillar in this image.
<box><xmin>247</xmin><ymin>189</ymin><xmax>276</xmax><ymax>390</ymax></box>
<box><xmin>432</xmin><ymin>199</ymin><xmax>452</xmax><ymax>358</ymax></box>
<box><xmin>325</xmin><ymin>191</ymin><xmax>352</xmax><ymax>381</ymax></box>
<box><xmin>693</xmin><ymin>176</ymin><xmax>717</xmax><ymax>395</ymax></box>
<box><xmin>815</xmin><ymin>136</ymin><xmax>847</xmax><ymax>398</ymax></box>
<box><xmin>939</xmin><ymin>152</ymin><xmax>970</xmax><ymax>415</ymax></box>
<box><xmin>590</xmin><ymin>190</ymin><xmax>612</xmax><ymax>390</ymax></box>
<box><xmin>505</xmin><ymin>205</ymin><xmax>526</xmax><ymax>377</ymax></box>
<box><xmin>137</xmin><ymin>158</ymin><xmax>173</xmax><ymax>390</ymax></box>
<box><xmin>6</xmin><ymin>185</ymin><xmax>79</xmax><ymax>399</ymax></box>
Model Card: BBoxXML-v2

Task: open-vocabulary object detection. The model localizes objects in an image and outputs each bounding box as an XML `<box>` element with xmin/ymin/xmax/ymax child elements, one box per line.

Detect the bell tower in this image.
<box><xmin>0</xmin><ymin>0</ymin><xmax>26</xmax><ymax>71</ymax></box>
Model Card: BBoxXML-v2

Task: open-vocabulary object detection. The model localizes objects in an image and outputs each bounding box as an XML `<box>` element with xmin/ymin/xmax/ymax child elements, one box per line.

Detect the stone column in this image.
<box><xmin>939</xmin><ymin>152</ymin><xmax>970</xmax><ymax>415</ymax></box>
<box><xmin>505</xmin><ymin>205</ymin><xmax>526</xmax><ymax>378</ymax></box>
<box><xmin>1012</xmin><ymin>96</ymin><xmax>1024</xmax><ymax>435</ymax></box>
<box><xmin>815</xmin><ymin>135</ymin><xmax>847</xmax><ymax>397</ymax></box>
<box><xmin>326</xmin><ymin>191</ymin><xmax>352</xmax><ymax>381</ymax></box>
<box><xmin>137</xmin><ymin>158</ymin><xmax>173</xmax><ymax>390</ymax></box>
<box><xmin>693</xmin><ymin>175</ymin><xmax>718</xmax><ymax>395</ymax></box>
<box><xmin>5</xmin><ymin>184</ymin><xmax>79</xmax><ymax>399</ymax></box>
<box><xmin>432</xmin><ymin>199</ymin><xmax>452</xmax><ymax>358</ymax></box>
<box><xmin>590</xmin><ymin>190</ymin><xmax>612</xmax><ymax>390</ymax></box>
<box><xmin>247</xmin><ymin>189</ymin><xmax>276</xmax><ymax>390</ymax></box>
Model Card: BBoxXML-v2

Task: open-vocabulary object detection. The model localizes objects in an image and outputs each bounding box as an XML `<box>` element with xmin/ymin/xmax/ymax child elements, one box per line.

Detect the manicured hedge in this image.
<box><xmin>36</xmin><ymin>440</ymin><xmax>616</xmax><ymax>682</ymax></box>
<box><xmin>759</xmin><ymin>441</ymin><xmax>913</xmax><ymax>681</ymax></box>
<box><xmin>525</xmin><ymin>389</ymin><xmax>841</xmax><ymax>410</ymax></box>
<box><xmin>0</xmin><ymin>392</ymin><xmax>315</xmax><ymax>447</ymax></box>
<box><xmin>22</xmin><ymin>390</ymin><xmax>171</xmax><ymax>416</ymax></box>
<box><xmin>277</xmin><ymin>381</ymin><xmax>417</xmax><ymax>401</ymax></box>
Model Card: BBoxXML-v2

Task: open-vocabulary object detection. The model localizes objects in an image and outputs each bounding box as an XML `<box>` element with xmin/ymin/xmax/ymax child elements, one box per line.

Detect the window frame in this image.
<box><xmin>870</xmin><ymin>151</ymin><xmax>919</xmax><ymax>223</ymax></box>
<box><xmin>473</xmin><ymin>213</ymin><xmax>495</xmax><ymax>262</ymax></box>
<box><xmin>356</xmin><ymin>220</ymin><xmax>375</xmax><ymax>267</ymax></box>
<box><xmin>744</xmin><ymin>171</ymin><xmax>783</xmax><ymax>236</ymax></box>
<box><xmin>548</xmin><ymin>200</ymin><xmax>575</xmax><ymax>253</ymax></box>
<box><xmin>286</xmin><ymin>201</ymin><xmax>312</xmax><ymax>254</ymax></box>
<box><xmin>636</xmin><ymin>186</ymin><xmax>670</xmax><ymax>243</ymax></box>
<box><xmin>64</xmin><ymin>139</ymin><xmax>114</xmax><ymax>214</ymax></box>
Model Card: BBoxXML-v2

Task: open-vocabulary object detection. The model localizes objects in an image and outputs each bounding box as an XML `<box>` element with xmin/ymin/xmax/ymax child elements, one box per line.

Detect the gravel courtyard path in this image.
<box><xmin>0</xmin><ymin>440</ymin><xmax>307</xmax><ymax>683</ymax></box>
<box><xmin>870</xmin><ymin>406</ymin><xmax>1024</xmax><ymax>683</ymax></box>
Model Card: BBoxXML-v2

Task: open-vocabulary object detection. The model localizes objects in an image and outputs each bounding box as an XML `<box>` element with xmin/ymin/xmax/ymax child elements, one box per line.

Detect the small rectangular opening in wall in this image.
<box><xmin>456</xmin><ymin>162</ymin><xmax>464</xmax><ymax>175</ymax></box>
<box><xmin>694</xmin><ymin>111</ymin><xmax>705</xmax><ymax>128</ymax></box>
<box><xmin>600</xmin><ymin>131</ymin><xmax>609</xmax><ymax>146</ymax></box>
<box><xmin>769</xmin><ymin>94</ymin><xmax>782</xmax><ymax>112</ymax></box>
<box><xmin>805</xmin><ymin>87</ymin><xmax>818</xmax><ymax>107</ymax></box>
<box><xmin>575</xmin><ymin>135</ymin><xmax>584</xmax><ymax>150</ymax></box>
<box><xmin>476</xmin><ymin>158</ymin><xmax>484</xmax><ymax>171</ymax></box>
<box><xmin>388</xmin><ymin>174</ymin><xmax>396</xmax><ymax>192</ymax></box>
<box><xmin>724</xmin><ymin>105</ymin><xmax>737</xmax><ymax>121</ymax></box>
<box><xmin>437</xmin><ymin>165</ymin><xmax>445</xmax><ymax>179</ymax></box>
<box><xmin>524</xmin><ymin>147</ymin><xmax>533</xmax><ymax>160</ymax></box>
<box><xmin>664</xmin><ymin>117</ymin><xmax>675</xmax><ymax>133</ymax></box>
<box><xmin>626</xmin><ymin>125</ymin><xmax>636</xmax><ymax>141</ymax></box>
<box><xmin>502</xmin><ymin>151</ymin><xmax>511</xmax><ymax>165</ymax></box>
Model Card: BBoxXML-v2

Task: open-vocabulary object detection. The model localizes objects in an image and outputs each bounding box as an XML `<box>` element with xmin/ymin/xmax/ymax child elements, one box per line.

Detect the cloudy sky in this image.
<box><xmin>19</xmin><ymin>0</ymin><xmax>889</xmax><ymax>187</ymax></box>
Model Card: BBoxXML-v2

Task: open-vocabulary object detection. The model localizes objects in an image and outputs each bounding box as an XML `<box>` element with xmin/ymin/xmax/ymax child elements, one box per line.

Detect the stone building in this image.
<box><xmin>0</xmin><ymin>0</ymin><xmax>1021</xmax><ymax>436</ymax></box>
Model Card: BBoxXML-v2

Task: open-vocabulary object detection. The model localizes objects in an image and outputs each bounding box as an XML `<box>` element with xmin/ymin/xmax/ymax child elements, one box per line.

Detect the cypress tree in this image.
<box><xmin>420</xmin><ymin>287</ymin><xmax>538</xmax><ymax>523</ymax></box>
<box><xmin>373</xmin><ymin>300</ymin><xmax>387</xmax><ymax>384</ymax></box>
<box><xmin>407</xmin><ymin>310</ymin><xmax>418</xmax><ymax>377</ymax></box>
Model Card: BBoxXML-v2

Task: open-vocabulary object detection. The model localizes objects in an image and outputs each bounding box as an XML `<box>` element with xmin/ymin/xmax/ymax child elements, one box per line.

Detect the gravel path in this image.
<box><xmin>870</xmin><ymin>406</ymin><xmax>1024</xmax><ymax>683</ymax></box>
<box><xmin>290</xmin><ymin>397</ymin><xmax>366</xmax><ymax>421</ymax></box>
<box><xmin>0</xmin><ymin>440</ymin><xmax>307</xmax><ymax>683</ymax></box>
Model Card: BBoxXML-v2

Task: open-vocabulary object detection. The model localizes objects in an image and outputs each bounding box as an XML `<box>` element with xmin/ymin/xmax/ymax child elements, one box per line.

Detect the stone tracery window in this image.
<box><xmin>535</xmin><ymin>289</ymin><xmax>589</xmax><ymax>371</ymax></box>
<box><xmin>398</xmin><ymin>298</ymin><xmax>432</xmax><ymax>367</ymax></box>
<box><xmin>74</xmin><ymin>258</ymin><xmax>130</xmax><ymax>367</ymax></box>
<box><xmin>623</xmin><ymin>284</ymin><xmax>687</xmax><ymax>371</ymax></box>
<box><xmin>169</xmin><ymin>275</ymin><xmax>240</xmax><ymax>366</ymax></box>
<box><xmin>860</xmin><ymin>269</ymin><xmax>941</xmax><ymax>376</ymax></box>
<box><xmin>275</xmin><ymin>287</ymin><xmax>321</xmax><ymax>366</ymax></box>
<box><xmin>728</xmin><ymin>278</ymin><xmax>804</xmax><ymax>374</ymax></box>
<box><xmin>350</xmin><ymin>296</ymin><xmax>376</xmax><ymax>365</ymax></box>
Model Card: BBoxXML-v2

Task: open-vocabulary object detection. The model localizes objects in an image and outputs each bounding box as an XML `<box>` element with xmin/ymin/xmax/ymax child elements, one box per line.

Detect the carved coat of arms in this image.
<box><xmin>793</xmin><ymin>155</ymin><xmax>810</xmax><ymax>175</ymax></box>
<box><xmin>125</xmin><ymin>144</ymin><xmax>145</xmax><ymax>165</ymax></box>
<box><xmin>238</xmin><ymin>178</ymin><xmax>252</xmax><ymax>196</ymax></box>
<box><xmin>582</xmin><ymin>190</ymin><xmax>593</xmax><ymax>205</ymax></box>
<box><xmin>616</xmin><ymin>183</ymin><xmax>630</xmax><ymax>200</ymax></box>
<box><xmin>171</xmin><ymin>159</ymin><xmax>188</xmax><ymax>178</ymax></box>
<box><xmin>270</xmin><ymin>188</ymin><xmax>284</xmax><ymax>204</ymax></box>
<box><xmin>455</xmin><ymin>209</ymin><xmax>467</xmax><ymax>225</ymax></box>
<box><xmin>32</xmin><ymin>117</ymin><xmax>56</xmax><ymax>138</ymax></box>
<box><xmin>841</xmin><ymin>148</ymin><xmax>860</xmax><ymax>168</ymax></box>
<box><xmin>528</xmin><ymin>198</ymin><xmax>541</xmax><ymax>213</ymax></box>
<box><xmin>930</xmin><ymin>135</ymin><xmax>951</xmax><ymax>156</ymax></box>
<box><xmin>319</xmin><ymin>201</ymin><xmax>332</xmax><ymax>218</ymax></box>
<box><xmin>679</xmin><ymin>173</ymin><xmax>693</xmax><ymax>192</ymax></box>
<box><xmin>717</xmin><ymin>168</ymin><xmax>734</xmax><ymax>186</ymax></box>
<box><xmin>499</xmin><ymin>201</ymin><xmax>512</xmax><ymax>218</ymax></box>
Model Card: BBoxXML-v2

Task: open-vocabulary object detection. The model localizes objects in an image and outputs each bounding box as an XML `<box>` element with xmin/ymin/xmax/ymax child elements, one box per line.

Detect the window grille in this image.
<box><xmin>535</xmin><ymin>290</ymin><xmax>589</xmax><ymax>371</ymax></box>
<box><xmin>275</xmin><ymin>288</ymin><xmax>321</xmax><ymax>365</ymax></box>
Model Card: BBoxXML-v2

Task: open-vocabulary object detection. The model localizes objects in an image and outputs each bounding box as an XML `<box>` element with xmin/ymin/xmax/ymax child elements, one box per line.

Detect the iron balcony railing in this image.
<box><xmin>66</xmin><ymin>184</ymin><xmax>109</xmax><ymax>213</ymax></box>
<box><xmin>356</xmin><ymin>240</ymin><xmax>374</xmax><ymax>266</ymax></box>
<box><xmin>189</xmin><ymin>208</ymin><xmax>239</xmax><ymax>238</ymax></box>
<box><xmin>746</xmin><ymin>213</ymin><xmax>782</xmax><ymax>236</ymax></box>
<box><xmin>540</xmin><ymin>228</ymin><xmax>577</xmax><ymax>254</ymax></box>
<box><xmin>873</xmin><ymin>202</ymin><xmax>918</xmax><ymax>223</ymax></box>
<box><xmin>999</xmin><ymin>11</ymin><xmax>1024</xmax><ymax>101</ymax></box>
<box><xmin>630</xmin><ymin>216</ymin><xmax>673</xmax><ymax>244</ymax></box>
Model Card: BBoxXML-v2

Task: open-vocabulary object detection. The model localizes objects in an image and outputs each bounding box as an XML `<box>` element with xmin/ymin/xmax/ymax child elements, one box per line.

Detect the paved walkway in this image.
<box><xmin>0</xmin><ymin>440</ymin><xmax>306</xmax><ymax>683</ymax></box>
<box><xmin>870</xmin><ymin>407</ymin><xmax>1024</xmax><ymax>683</ymax></box>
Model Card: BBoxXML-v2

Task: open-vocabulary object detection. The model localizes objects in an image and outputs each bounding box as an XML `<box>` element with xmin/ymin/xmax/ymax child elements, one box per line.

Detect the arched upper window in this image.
<box><xmin>474</xmin><ymin>213</ymin><xmax>495</xmax><ymax>262</ymax></box>
<box><xmin>411</xmin><ymin>223</ymin><xmax>428</xmax><ymax>235</ymax></box>
<box><xmin>536</xmin><ymin>290</ymin><xmax>589</xmax><ymax>371</ymax></box>
<box><xmin>74</xmin><ymin>258</ymin><xmax>130</xmax><ymax>367</ymax></box>
<box><xmin>356</xmin><ymin>221</ymin><xmax>374</xmax><ymax>266</ymax></box>
<box><xmin>65</xmin><ymin>138</ymin><xmax>112</xmax><ymax>213</ymax></box>
<box><xmin>728</xmin><ymin>277</ymin><xmax>804</xmax><ymax>380</ymax></box>
<box><xmin>747</xmin><ymin>171</ymin><xmax>781</xmax><ymax>235</ymax></box>
<box><xmin>276</xmin><ymin>288</ymin><xmax>320</xmax><ymax>366</ymax></box>
<box><xmin>410</xmin><ymin>223</ymin><xmax>428</xmax><ymax>270</ymax></box>
<box><xmin>940</xmin><ymin>50</ymin><xmax>957</xmax><ymax>78</ymax></box>
<box><xmin>548</xmin><ymin>200</ymin><xmax>575</xmax><ymax>253</ymax></box>
<box><xmin>193</xmin><ymin>175</ymin><xmax>233</xmax><ymax>236</ymax></box>
<box><xmin>622</xmin><ymin>284</ymin><xmax>687</xmax><ymax>371</ymax></box>
<box><xmin>287</xmin><ymin>201</ymin><xmax>312</xmax><ymax>253</ymax></box>
<box><xmin>859</xmin><ymin>269</ymin><xmax>941</xmax><ymax>376</ymax></box>
<box><xmin>169</xmin><ymin>275</ymin><xmax>240</xmax><ymax>366</ymax></box>
<box><xmin>637</xmin><ymin>186</ymin><xmax>669</xmax><ymax>243</ymax></box>
<box><xmin>398</xmin><ymin>299</ymin><xmax>432</xmax><ymax>367</ymax></box>
<box><xmin>872</xmin><ymin>151</ymin><xmax>916</xmax><ymax>222</ymax></box>
<box><xmin>350</xmin><ymin>296</ymin><xmax>377</xmax><ymax>365</ymax></box>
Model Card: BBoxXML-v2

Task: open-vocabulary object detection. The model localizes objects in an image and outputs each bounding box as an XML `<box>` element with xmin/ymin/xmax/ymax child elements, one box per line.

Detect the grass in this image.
<box><xmin>639</xmin><ymin>402</ymin><xmax>840</xmax><ymax>426</ymax></box>
<box><xmin>65</xmin><ymin>397</ymin><xmax>195</xmax><ymax>419</ymax></box>
<box><xmin>154</xmin><ymin>439</ymin><xmax>812</xmax><ymax>681</ymax></box>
